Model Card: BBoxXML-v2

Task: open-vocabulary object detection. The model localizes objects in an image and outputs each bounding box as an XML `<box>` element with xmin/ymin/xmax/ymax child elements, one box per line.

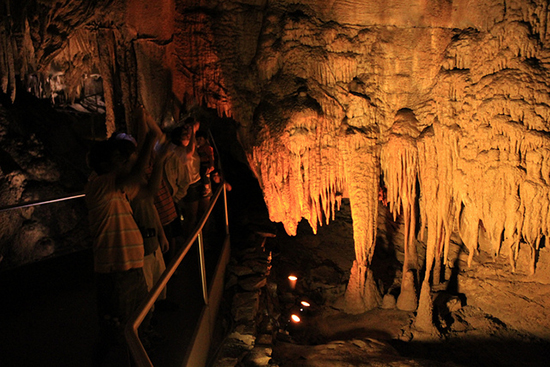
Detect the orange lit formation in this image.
<box><xmin>3</xmin><ymin>0</ymin><xmax>550</xmax><ymax>331</ymax></box>
<box><xmin>242</xmin><ymin>0</ymin><xmax>550</xmax><ymax>325</ymax></box>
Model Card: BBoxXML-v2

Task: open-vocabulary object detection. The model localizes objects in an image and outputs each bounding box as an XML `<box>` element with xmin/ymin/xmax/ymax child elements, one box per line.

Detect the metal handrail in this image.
<box><xmin>0</xmin><ymin>178</ymin><xmax>230</xmax><ymax>366</ymax></box>
<box><xmin>125</xmin><ymin>180</ymin><xmax>229</xmax><ymax>367</ymax></box>
<box><xmin>0</xmin><ymin>193</ymin><xmax>86</xmax><ymax>213</ymax></box>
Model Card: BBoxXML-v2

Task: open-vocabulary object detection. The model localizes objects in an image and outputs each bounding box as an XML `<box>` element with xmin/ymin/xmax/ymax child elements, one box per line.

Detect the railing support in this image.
<box><xmin>197</xmin><ymin>231</ymin><xmax>209</xmax><ymax>305</ymax></box>
<box><xmin>223</xmin><ymin>184</ymin><xmax>229</xmax><ymax>235</ymax></box>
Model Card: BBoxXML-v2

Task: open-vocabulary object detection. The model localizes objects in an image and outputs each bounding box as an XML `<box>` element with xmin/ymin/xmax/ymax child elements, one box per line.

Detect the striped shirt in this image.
<box><xmin>85</xmin><ymin>172</ymin><xmax>144</xmax><ymax>273</ymax></box>
<box><xmin>154</xmin><ymin>178</ymin><xmax>177</xmax><ymax>226</ymax></box>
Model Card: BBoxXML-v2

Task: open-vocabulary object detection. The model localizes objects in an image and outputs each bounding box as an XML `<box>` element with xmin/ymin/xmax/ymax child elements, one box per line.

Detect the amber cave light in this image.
<box><xmin>288</xmin><ymin>275</ymin><xmax>297</xmax><ymax>290</ymax></box>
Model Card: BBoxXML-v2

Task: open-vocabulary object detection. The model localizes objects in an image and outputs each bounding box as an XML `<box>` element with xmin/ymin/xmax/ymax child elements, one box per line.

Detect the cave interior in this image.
<box><xmin>2</xmin><ymin>0</ymin><xmax>550</xmax><ymax>366</ymax></box>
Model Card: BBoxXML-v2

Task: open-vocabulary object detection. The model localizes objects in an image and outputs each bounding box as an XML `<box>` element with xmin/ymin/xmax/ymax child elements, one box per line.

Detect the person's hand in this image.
<box><xmin>160</xmin><ymin>235</ymin><xmax>169</xmax><ymax>253</ymax></box>
<box><xmin>133</xmin><ymin>103</ymin><xmax>146</xmax><ymax>122</ymax></box>
<box><xmin>133</xmin><ymin>104</ymin><xmax>151</xmax><ymax>141</ymax></box>
<box><xmin>192</xmin><ymin>120</ymin><xmax>200</xmax><ymax>133</ymax></box>
<box><xmin>206</xmin><ymin>166</ymin><xmax>214</xmax><ymax>174</ymax></box>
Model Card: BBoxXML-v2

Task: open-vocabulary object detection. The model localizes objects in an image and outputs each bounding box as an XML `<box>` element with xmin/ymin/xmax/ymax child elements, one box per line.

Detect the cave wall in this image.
<box><xmin>2</xmin><ymin>0</ymin><xmax>550</xmax><ymax>313</ymax></box>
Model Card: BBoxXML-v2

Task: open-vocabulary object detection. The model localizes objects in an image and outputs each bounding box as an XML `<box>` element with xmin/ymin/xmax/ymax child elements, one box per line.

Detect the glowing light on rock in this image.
<box><xmin>290</xmin><ymin>314</ymin><xmax>301</xmax><ymax>323</ymax></box>
<box><xmin>288</xmin><ymin>275</ymin><xmax>298</xmax><ymax>290</ymax></box>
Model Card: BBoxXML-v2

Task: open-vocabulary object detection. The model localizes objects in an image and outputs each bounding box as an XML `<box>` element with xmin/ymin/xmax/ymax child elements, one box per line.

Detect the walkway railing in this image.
<box><xmin>0</xmin><ymin>176</ymin><xmax>230</xmax><ymax>367</ymax></box>
<box><xmin>125</xmin><ymin>180</ymin><xmax>230</xmax><ymax>367</ymax></box>
<box><xmin>0</xmin><ymin>193</ymin><xmax>85</xmax><ymax>213</ymax></box>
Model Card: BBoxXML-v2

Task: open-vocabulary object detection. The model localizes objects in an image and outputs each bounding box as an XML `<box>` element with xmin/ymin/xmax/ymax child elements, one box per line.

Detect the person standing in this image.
<box><xmin>85</xmin><ymin>107</ymin><xmax>157</xmax><ymax>362</ymax></box>
<box><xmin>179</xmin><ymin>118</ymin><xmax>209</xmax><ymax>241</ymax></box>
<box><xmin>195</xmin><ymin>130</ymin><xmax>215</xmax><ymax>197</ymax></box>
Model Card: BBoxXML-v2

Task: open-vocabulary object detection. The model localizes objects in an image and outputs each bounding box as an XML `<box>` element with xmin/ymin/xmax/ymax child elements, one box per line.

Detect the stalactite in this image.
<box><xmin>0</xmin><ymin>22</ymin><xmax>8</xmax><ymax>95</ymax></box>
<box><xmin>414</xmin><ymin>122</ymin><xmax>457</xmax><ymax>333</ymax></box>
<box><xmin>381</xmin><ymin>110</ymin><xmax>421</xmax><ymax>311</ymax></box>
<box><xmin>0</xmin><ymin>20</ymin><xmax>16</xmax><ymax>102</ymax></box>
<box><xmin>113</xmin><ymin>32</ymin><xmax>136</xmax><ymax>134</ymax></box>
<box><xmin>19</xmin><ymin>18</ymin><xmax>36</xmax><ymax>88</ymax></box>
<box><xmin>96</xmin><ymin>29</ymin><xmax>117</xmax><ymax>138</ymax></box>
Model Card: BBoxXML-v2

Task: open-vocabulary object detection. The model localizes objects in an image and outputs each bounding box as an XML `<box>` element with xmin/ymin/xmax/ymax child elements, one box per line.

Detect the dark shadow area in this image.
<box><xmin>0</xmin><ymin>201</ymin><xmax>230</xmax><ymax>367</ymax></box>
<box><xmin>3</xmin><ymin>88</ymin><xmax>95</xmax><ymax>189</ymax></box>
<box><xmin>0</xmin><ymin>89</ymin><xmax>96</xmax><ymax>271</ymax></box>
<box><xmin>390</xmin><ymin>338</ymin><xmax>550</xmax><ymax>367</ymax></box>
<box><xmin>0</xmin><ymin>250</ymin><xmax>97</xmax><ymax>367</ymax></box>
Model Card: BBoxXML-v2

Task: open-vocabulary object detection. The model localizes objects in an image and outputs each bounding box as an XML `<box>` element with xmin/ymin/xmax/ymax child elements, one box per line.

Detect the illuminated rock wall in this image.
<box><xmin>2</xmin><ymin>0</ymin><xmax>550</xmax><ymax>314</ymax></box>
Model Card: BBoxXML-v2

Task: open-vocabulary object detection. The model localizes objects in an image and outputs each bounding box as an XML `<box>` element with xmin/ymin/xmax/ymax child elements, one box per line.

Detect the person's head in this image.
<box><xmin>109</xmin><ymin>133</ymin><xmax>138</xmax><ymax>172</ymax></box>
<box><xmin>170</xmin><ymin>125</ymin><xmax>192</xmax><ymax>147</ymax></box>
<box><xmin>87</xmin><ymin>136</ymin><xmax>137</xmax><ymax>175</ymax></box>
<box><xmin>196</xmin><ymin>130</ymin><xmax>207</xmax><ymax>147</ymax></box>
<box><xmin>87</xmin><ymin>140</ymin><xmax>116</xmax><ymax>175</ymax></box>
<box><xmin>211</xmin><ymin>169</ymin><xmax>221</xmax><ymax>184</ymax></box>
<box><xmin>111</xmin><ymin>139</ymin><xmax>138</xmax><ymax>174</ymax></box>
<box><xmin>110</xmin><ymin>132</ymin><xmax>137</xmax><ymax>147</ymax></box>
<box><xmin>182</xmin><ymin>116</ymin><xmax>200</xmax><ymax>133</ymax></box>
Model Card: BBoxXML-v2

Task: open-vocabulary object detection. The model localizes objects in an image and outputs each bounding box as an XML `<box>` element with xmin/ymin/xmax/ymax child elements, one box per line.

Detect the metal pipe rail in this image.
<box><xmin>125</xmin><ymin>181</ymin><xmax>229</xmax><ymax>367</ymax></box>
<box><xmin>0</xmin><ymin>193</ymin><xmax>86</xmax><ymax>213</ymax></box>
<box><xmin>0</xmin><ymin>179</ymin><xmax>230</xmax><ymax>366</ymax></box>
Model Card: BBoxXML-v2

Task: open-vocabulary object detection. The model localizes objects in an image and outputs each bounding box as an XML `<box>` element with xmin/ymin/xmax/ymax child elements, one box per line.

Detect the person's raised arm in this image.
<box><xmin>117</xmin><ymin>130</ymin><xmax>155</xmax><ymax>190</ymax></box>
<box><xmin>133</xmin><ymin>104</ymin><xmax>148</xmax><ymax>152</ymax></box>
<box><xmin>116</xmin><ymin>106</ymin><xmax>159</xmax><ymax>191</ymax></box>
<box><xmin>134</xmin><ymin>104</ymin><xmax>165</xmax><ymax>149</ymax></box>
<box><xmin>184</xmin><ymin>128</ymin><xmax>196</xmax><ymax>160</ymax></box>
<box><xmin>144</xmin><ymin>109</ymin><xmax>165</xmax><ymax>144</ymax></box>
<box><xmin>206</xmin><ymin>144</ymin><xmax>215</xmax><ymax>174</ymax></box>
<box><xmin>135</xmin><ymin>141</ymin><xmax>170</xmax><ymax>199</ymax></box>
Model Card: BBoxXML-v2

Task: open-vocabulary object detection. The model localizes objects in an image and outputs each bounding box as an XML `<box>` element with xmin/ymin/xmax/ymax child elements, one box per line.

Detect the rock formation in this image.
<box><xmin>2</xmin><ymin>0</ymin><xmax>550</xmax><ymax>321</ymax></box>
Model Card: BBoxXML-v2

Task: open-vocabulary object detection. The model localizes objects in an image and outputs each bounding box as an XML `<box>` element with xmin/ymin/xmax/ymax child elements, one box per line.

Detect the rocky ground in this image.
<box><xmin>215</xmin><ymin>199</ymin><xmax>550</xmax><ymax>367</ymax></box>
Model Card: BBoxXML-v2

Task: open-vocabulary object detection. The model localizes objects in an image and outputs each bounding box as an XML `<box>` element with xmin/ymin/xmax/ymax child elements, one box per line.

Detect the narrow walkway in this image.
<box><xmin>0</xmin><ymin>240</ymin><xmax>223</xmax><ymax>367</ymax></box>
<box><xmin>0</xmin><ymin>159</ymin><xmax>269</xmax><ymax>367</ymax></box>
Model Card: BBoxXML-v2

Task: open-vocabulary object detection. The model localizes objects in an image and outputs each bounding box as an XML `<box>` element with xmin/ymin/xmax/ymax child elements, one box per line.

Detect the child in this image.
<box><xmin>195</xmin><ymin>130</ymin><xmax>215</xmax><ymax>197</ymax></box>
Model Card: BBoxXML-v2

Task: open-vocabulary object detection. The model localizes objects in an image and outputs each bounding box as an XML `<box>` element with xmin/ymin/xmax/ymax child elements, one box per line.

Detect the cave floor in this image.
<box><xmin>265</xmin><ymin>207</ymin><xmax>550</xmax><ymax>367</ymax></box>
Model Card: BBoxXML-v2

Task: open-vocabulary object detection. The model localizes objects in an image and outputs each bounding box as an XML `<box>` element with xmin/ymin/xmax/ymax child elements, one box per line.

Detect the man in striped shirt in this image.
<box><xmin>86</xmin><ymin>125</ymin><xmax>157</xmax><ymax>356</ymax></box>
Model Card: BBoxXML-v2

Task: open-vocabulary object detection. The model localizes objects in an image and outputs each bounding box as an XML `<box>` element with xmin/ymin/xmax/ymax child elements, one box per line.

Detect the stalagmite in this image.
<box><xmin>341</xmin><ymin>128</ymin><xmax>381</xmax><ymax>314</ymax></box>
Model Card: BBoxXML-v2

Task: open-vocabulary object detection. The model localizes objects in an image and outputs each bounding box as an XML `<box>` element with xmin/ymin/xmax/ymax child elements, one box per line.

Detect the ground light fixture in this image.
<box><xmin>290</xmin><ymin>314</ymin><xmax>301</xmax><ymax>323</ymax></box>
<box><xmin>288</xmin><ymin>275</ymin><xmax>298</xmax><ymax>290</ymax></box>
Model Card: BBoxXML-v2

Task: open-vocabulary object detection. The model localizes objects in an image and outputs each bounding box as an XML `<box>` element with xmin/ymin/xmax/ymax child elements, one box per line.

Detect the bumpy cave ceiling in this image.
<box><xmin>2</xmin><ymin>0</ymin><xmax>550</xmax><ymax>318</ymax></box>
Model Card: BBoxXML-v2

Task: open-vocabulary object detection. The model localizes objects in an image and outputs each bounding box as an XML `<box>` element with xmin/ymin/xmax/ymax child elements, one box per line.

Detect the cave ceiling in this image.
<box><xmin>2</xmin><ymin>0</ymin><xmax>550</xmax><ymax>313</ymax></box>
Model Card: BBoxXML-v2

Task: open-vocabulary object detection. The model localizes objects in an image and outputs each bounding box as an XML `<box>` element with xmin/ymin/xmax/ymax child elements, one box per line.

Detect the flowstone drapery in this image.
<box><xmin>244</xmin><ymin>1</ymin><xmax>550</xmax><ymax>319</ymax></box>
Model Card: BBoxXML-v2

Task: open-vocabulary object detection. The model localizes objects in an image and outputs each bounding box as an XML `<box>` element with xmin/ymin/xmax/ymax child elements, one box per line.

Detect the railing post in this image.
<box><xmin>197</xmin><ymin>231</ymin><xmax>209</xmax><ymax>305</ymax></box>
<box><xmin>223</xmin><ymin>183</ymin><xmax>229</xmax><ymax>235</ymax></box>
